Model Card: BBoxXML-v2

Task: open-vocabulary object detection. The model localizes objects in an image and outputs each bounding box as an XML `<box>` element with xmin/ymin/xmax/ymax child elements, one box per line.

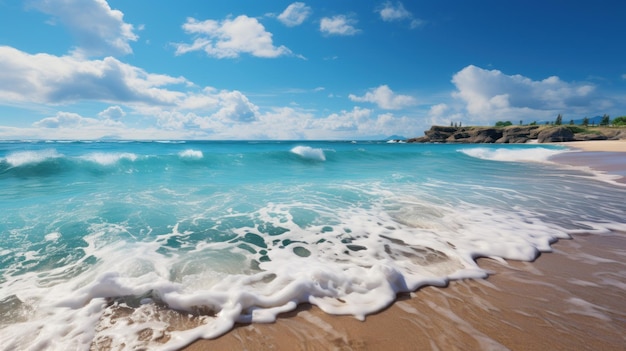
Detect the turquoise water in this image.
<box><xmin>1</xmin><ymin>141</ymin><xmax>625</xmax><ymax>350</ymax></box>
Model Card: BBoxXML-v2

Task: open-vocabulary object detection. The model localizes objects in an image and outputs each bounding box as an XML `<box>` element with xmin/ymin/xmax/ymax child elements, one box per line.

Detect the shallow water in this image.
<box><xmin>0</xmin><ymin>141</ymin><xmax>625</xmax><ymax>350</ymax></box>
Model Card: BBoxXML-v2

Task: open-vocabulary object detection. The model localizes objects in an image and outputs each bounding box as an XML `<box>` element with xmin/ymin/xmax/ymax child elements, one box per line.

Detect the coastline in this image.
<box><xmin>181</xmin><ymin>143</ymin><xmax>626</xmax><ymax>351</ymax></box>
<box><xmin>184</xmin><ymin>233</ymin><xmax>626</xmax><ymax>351</ymax></box>
<box><xmin>552</xmin><ymin>140</ymin><xmax>626</xmax><ymax>184</ymax></box>
<box><xmin>557</xmin><ymin>139</ymin><xmax>626</xmax><ymax>152</ymax></box>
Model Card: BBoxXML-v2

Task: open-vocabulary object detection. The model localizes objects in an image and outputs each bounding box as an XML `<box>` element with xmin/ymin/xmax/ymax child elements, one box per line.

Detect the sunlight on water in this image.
<box><xmin>0</xmin><ymin>141</ymin><xmax>624</xmax><ymax>350</ymax></box>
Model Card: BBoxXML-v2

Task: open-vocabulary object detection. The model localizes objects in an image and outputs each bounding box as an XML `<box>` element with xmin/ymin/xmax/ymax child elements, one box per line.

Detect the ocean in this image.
<box><xmin>0</xmin><ymin>140</ymin><xmax>624</xmax><ymax>350</ymax></box>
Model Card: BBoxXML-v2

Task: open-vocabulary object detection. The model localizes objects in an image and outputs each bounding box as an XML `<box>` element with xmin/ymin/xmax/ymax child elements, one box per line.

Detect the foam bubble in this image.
<box><xmin>460</xmin><ymin>147</ymin><xmax>566</xmax><ymax>163</ymax></box>
<box><xmin>290</xmin><ymin>146</ymin><xmax>326</xmax><ymax>161</ymax></box>
<box><xmin>178</xmin><ymin>149</ymin><xmax>204</xmax><ymax>159</ymax></box>
<box><xmin>44</xmin><ymin>232</ymin><xmax>61</xmax><ymax>241</ymax></box>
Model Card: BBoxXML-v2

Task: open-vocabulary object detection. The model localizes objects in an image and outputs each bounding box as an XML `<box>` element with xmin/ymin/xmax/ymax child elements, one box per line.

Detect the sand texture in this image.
<box><xmin>560</xmin><ymin>139</ymin><xmax>626</xmax><ymax>152</ymax></box>
<box><xmin>184</xmin><ymin>233</ymin><xmax>626</xmax><ymax>351</ymax></box>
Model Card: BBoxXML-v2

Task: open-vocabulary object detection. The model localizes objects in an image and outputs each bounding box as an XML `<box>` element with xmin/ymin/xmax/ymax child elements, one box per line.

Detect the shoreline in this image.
<box><xmin>184</xmin><ymin>234</ymin><xmax>626</xmax><ymax>351</ymax></box>
<box><xmin>557</xmin><ymin>139</ymin><xmax>626</xmax><ymax>152</ymax></box>
<box><xmin>182</xmin><ymin>144</ymin><xmax>626</xmax><ymax>351</ymax></box>
<box><xmin>552</xmin><ymin>140</ymin><xmax>626</xmax><ymax>184</ymax></box>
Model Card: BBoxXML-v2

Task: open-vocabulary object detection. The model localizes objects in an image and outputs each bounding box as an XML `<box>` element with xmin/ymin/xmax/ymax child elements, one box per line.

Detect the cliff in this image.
<box><xmin>407</xmin><ymin>125</ymin><xmax>626</xmax><ymax>144</ymax></box>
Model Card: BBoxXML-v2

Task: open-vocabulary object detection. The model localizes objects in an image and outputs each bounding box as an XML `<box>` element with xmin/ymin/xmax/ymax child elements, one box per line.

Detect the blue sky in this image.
<box><xmin>0</xmin><ymin>0</ymin><xmax>625</xmax><ymax>140</ymax></box>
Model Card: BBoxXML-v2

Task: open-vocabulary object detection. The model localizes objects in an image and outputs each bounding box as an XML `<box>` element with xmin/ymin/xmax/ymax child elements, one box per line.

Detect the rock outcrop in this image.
<box><xmin>407</xmin><ymin>125</ymin><xmax>625</xmax><ymax>144</ymax></box>
<box><xmin>537</xmin><ymin>126</ymin><xmax>574</xmax><ymax>143</ymax></box>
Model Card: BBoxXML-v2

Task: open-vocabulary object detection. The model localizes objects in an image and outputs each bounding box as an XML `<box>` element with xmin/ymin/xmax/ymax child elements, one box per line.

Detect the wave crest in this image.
<box><xmin>290</xmin><ymin>146</ymin><xmax>326</xmax><ymax>161</ymax></box>
<box><xmin>178</xmin><ymin>149</ymin><xmax>204</xmax><ymax>159</ymax></box>
<box><xmin>80</xmin><ymin>152</ymin><xmax>138</xmax><ymax>166</ymax></box>
<box><xmin>4</xmin><ymin>149</ymin><xmax>63</xmax><ymax>167</ymax></box>
<box><xmin>459</xmin><ymin>147</ymin><xmax>566</xmax><ymax>163</ymax></box>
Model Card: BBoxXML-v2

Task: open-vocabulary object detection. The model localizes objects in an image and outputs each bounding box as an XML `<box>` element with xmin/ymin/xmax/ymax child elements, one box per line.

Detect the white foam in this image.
<box><xmin>460</xmin><ymin>147</ymin><xmax>567</xmax><ymax>163</ymax></box>
<box><xmin>44</xmin><ymin>232</ymin><xmax>61</xmax><ymax>241</ymax></box>
<box><xmin>4</xmin><ymin>149</ymin><xmax>62</xmax><ymax>167</ymax></box>
<box><xmin>290</xmin><ymin>146</ymin><xmax>326</xmax><ymax>161</ymax></box>
<box><xmin>80</xmin><ymin>152</ymin><xmax>138</xmax><ymax>166</ymax></box>
<box><xmin>178</xmin><ymin>149</ymin><xmax>204</xmax><ymax>159</ymax></box>
<box><xmin>1</xmin><ymin>183</ymin><xmax>622</xmax><ymax>350</ymax></box>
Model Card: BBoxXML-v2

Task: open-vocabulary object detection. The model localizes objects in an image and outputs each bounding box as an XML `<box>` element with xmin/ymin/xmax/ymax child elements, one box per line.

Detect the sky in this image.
<box><xmin>0</xmin><ymin>0</ymin><xmax>625</xmax><ymax>140</ymax></box>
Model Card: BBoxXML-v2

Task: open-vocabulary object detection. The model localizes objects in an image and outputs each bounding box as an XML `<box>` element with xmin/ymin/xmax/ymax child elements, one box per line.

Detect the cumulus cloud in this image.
<box><xmin>0</xmin><ymin>46</ymin><xmax>187</xmax><ymax>105</ymax></box>
<box><xmin>212</xmin><ymin>90</ymin><xmax>259</xmax><ymax>122</ymax></box>
<box><xmin>378</xmin><ymin>2</ymin><xmax>424</xmax><ymax>29</ymax></box>
<box><xmin>175</xmin><ymin>15</ymin><xmax>292</xmax><ymax>58</ymax></box>
<box><xmin>349</xmin><ymin>85</ymin><xmax>417</xmax><ymax>109</ymax></box>
<box><xmin>278</xmin><ymin>2</ymin><xmax>311</xmax><ymax>27</ymax></box>
<box><xmin>320</xmin><ymin>15</ymin><xmax>360</xmax><ymax>36</ymax></box>
<box><xmin>98</xmin><ymin>105</ymin><xmax>126</xmax><ymax>120</ymax></box>
<box><xmin>33</xmin><ymin>111</ymin><xmax>121</xmax><ymax>129</ymax></box>
<box><xmin>452</xmin><ymin>65</ymin><xmax>597</xmax><ymax>122</ymax></box>
<box><xmin>28</xmin><ymin>0</ymin><xmax>138</xmax><ymax>57</ymax></box>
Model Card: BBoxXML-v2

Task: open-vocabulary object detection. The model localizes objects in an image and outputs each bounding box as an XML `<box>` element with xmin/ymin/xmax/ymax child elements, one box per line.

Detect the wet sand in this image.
<box><xmin>184</xmin><ymin>233</ymin><xmax>626</xmax><ymax>351</ymax></box>
<box><xmin>552</xmin><ymin>140</ymin><xmax>626</xmax><ymax>184</ymax></box>
<box><xmin>182</xmin><ymin>143</ymin><xmax>626</xmax><ymax>351</ymax></box>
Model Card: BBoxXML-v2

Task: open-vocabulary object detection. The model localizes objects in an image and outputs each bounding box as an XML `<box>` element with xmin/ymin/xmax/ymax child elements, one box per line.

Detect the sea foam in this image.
<box><xmin>290</xmin><ymin>146</ymin><xmax>326</xmax><ymax>161</ymax></box>
<box><xmin>178</xmin><ymin>149</ymin><xmax>204</xmax><ymax>159</ymax></box>
<box><xmin>80</xmin><ymin>152</ymin><xmax>138</xmax><ymax>166</ymax></box>
<box><xmin>1</xmin><ymin>141</ymin><xmax>625</xmax><ymax>351</ymax></box>
<box><xmin>459</xmin><ymin>147</ymin><xmax>567</xmax><ymax>163</ymax></box>
<box><xmin>3</xmin><ymin>149</ymin><xmax>62</xmax><ymax>167</ymax></box>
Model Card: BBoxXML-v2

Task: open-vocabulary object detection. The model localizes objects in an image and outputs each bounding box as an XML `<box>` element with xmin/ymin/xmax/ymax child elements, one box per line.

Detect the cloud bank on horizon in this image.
<box><xmin>0</xmin><ymin>0</ymin><xmax>624</xmax><ymax>140</ymax></box>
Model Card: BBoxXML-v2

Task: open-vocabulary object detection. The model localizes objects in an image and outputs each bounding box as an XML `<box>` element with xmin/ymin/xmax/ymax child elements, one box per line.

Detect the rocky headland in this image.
<box><xmin>407</xmin><ymin>125</ymin><xmax>626</xmax><ymax>144</ymax></box>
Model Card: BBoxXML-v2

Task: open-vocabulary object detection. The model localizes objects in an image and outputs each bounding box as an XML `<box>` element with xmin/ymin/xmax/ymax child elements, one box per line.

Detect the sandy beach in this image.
<box><xmin>553</xmin><ymin>140</ymin><xmax>626</xmax><ymax>184</ymax></box>
<box><xmin>181</xmin><ymin>143</ymin><xmax>626</xmax><ymax>351</ymax></box>
<box><xmin>184</xmin><ymin>231</ymin><xmax>626</xmax><ymax>351</ymax></box>
<box><xmin>559</xmin><ymin>139</ymin><xmax>626</xmax><ymax>153</ymax></box>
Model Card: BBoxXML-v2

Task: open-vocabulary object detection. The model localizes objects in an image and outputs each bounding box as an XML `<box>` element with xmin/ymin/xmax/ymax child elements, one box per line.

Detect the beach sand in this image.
<box><xmin>552</xmin><ymin>140</ymin><xmax>626</xmax><ymax>184</ymax></box>
<box><xmin>559</xmin><ymin>139</ymin><xmax>626</xmax><ymax>153</ymax></box>
<box><xmin>181</xmin><ymin>143</ymin><xmax>626</xmax><ymax>351</ymax></box>
<box><xmin>183</xmin><ymin>234</ymin><xmax>626</xmax><ymax>351</ymax></box>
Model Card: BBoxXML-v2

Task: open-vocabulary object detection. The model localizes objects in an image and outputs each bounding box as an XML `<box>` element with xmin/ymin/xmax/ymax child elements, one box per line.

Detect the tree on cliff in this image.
<box><xmin>555</xmin><ymin>114</ymin><xmax>563</xmax><ymax>125</ymax></box>
<box><xmin>495</xmin><ymin>121</ymin><xmax>512</xmax><ymax>127</ymax></box>
<box><xmin>600</xmin><ymin>114</ymin><xmax>610</xmax><ymax>126</ymax></box>
<box><xmin>582</xmin><ymin>117</ymin><xmax>589</xmax><ymax>126</ymax></box>
<box><xmin>613</xmin><ymin>116</ymin><xmax>626</xmax><ymax>126</ymax></box>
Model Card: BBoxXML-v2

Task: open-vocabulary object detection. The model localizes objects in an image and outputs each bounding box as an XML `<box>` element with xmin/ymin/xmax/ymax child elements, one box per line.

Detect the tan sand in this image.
<box><xmin>551</xmin><ymin>141</ymin><xmax>626</xmax><ymax>184</ymax></box>
<box><xmin>182</xmin><ymin>233</ymin><xmax>626</xmax><ymax>351</ymax></box>
<box><xmin>559</xmin><ymin>139</ymin><xmax>626</xmax><ymax>152</ymax></box>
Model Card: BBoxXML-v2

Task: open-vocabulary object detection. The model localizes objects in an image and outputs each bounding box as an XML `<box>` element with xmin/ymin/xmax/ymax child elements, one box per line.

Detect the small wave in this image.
<box><xmin>80</xmin><ymin>152</ymin><xmax>138</xmax><ymax>166</ymax></box>
<box><xmin>178</xmin><ymin>149</ymin><xmax>204</xmax><ymax>159</ymax></box>
<box><xmin>459</xmin><ymin>147</ymin><xmax>566</xmax><ymax>163</ymax></box>
<box><xmin>290</xmin><ymin>146</ymin><xmax>326</xmax><ymax>161</ymax></box>
<box><xmin>3</xmin><ymin>149</ymin><xmax>63</xmax><ymax>167</ymax></box>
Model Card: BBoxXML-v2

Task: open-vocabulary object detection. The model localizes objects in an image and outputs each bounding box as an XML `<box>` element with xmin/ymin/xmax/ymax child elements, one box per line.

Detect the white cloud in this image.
<box><xmin>29</xmin><ymin>0</ymin><xmax>138</xmax><ymax>57</ymax></box>
<box><xmin>451</xmin><ymin>65</ymin><xmax>598</xmax><ymax>122</ymax></box>
<box><xmin>429</xmin><ymin>103</ymin><xmax>448</xmax><ymax>117</ymax></box>
<box><xmin>378</xmin><ymin>2</ymin><xmax>424</xmax><ymax>29</ymax></box>
<box><xmin>212</xmin><ymin>90</ymin><xmax>259</xmax><ymax>122</ymax></box>
<box><xmin>98</xmin><ymin>105</ymin><xmax>126</xmax><ymax>120</ymax></box>
<box><xmin>0</xmin><ymin>46</ymin><xmax>187</xmax><ymax>105</ymax></box>
<box><xmin>320</xmin><ymin>15</ymin><xmax>360</xmax><ymax>36</ymax></box>
<box><xmin>349</xmin><ymin>85</ymin><xmax>416</xmax><ymax>109</ymax></box>
<box><xmin>278</xmin><ymin>2</ymin><xmax>311</xmax><ymax>27</ymax></box>
<box><xmin>32</xmin><ymin>111</ymin><xmax>121</xmax><ymax>129</ymax></box>
<box><xmin>175</xmin><ymin>15</ymin><xmax>292</xmax><ymax>58</ymax></box>
<box><xmin>379</xmin><ymin>2</ymin><xmax>411</xmax><ymax>21</ymax></box>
